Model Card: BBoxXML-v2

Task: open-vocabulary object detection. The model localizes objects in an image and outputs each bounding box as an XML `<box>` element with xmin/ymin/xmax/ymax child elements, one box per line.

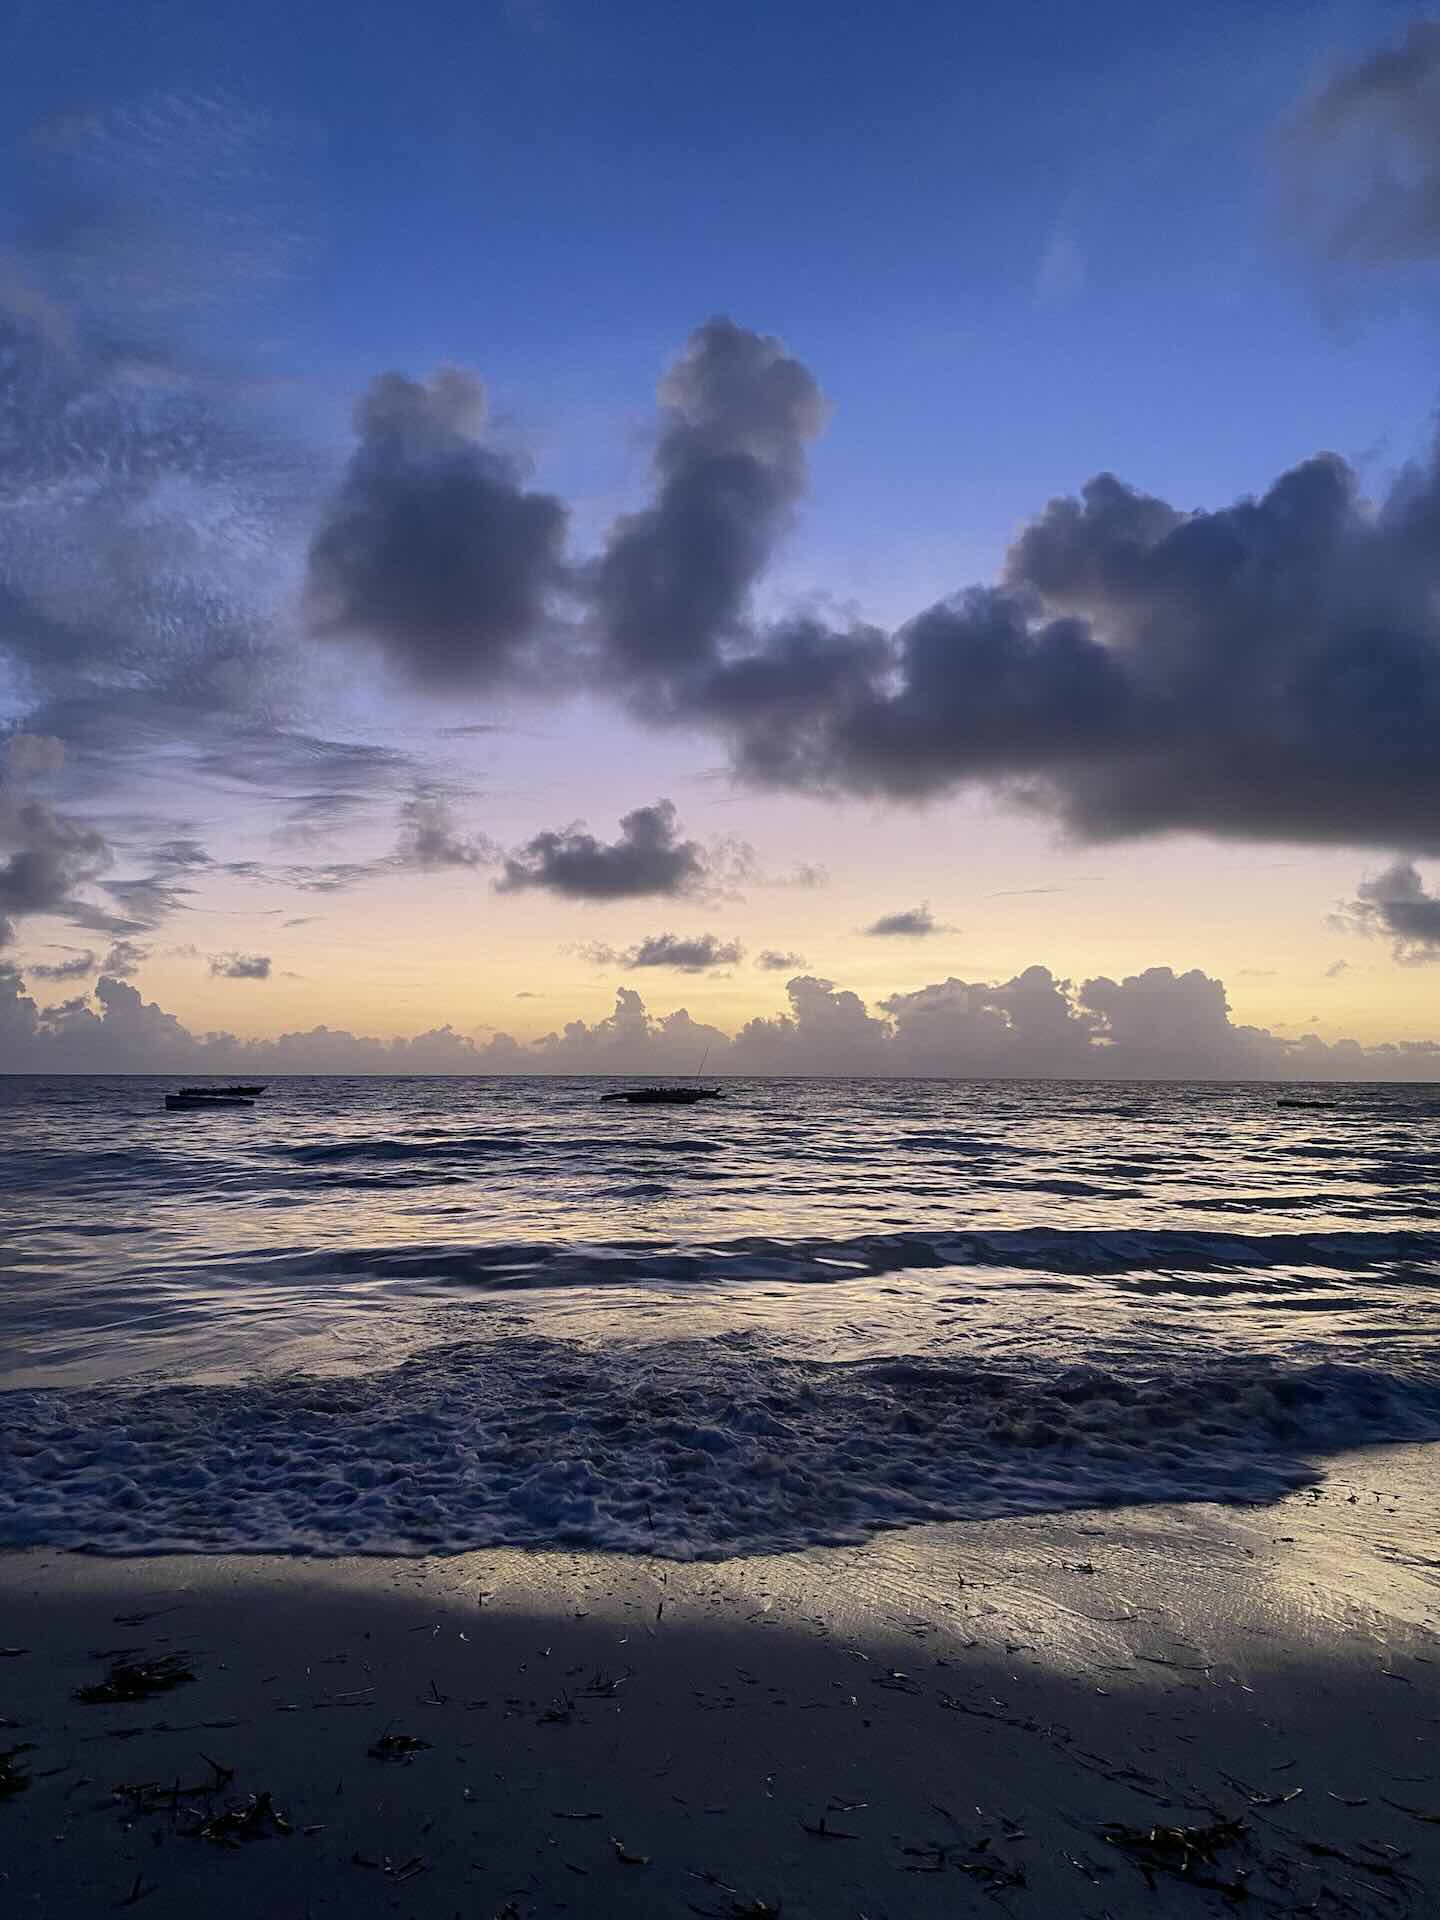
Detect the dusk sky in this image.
<box><xmin>3</xmin><ymin>0</ymin><xmax>1440</xmax><ymax>1074</ymax></box>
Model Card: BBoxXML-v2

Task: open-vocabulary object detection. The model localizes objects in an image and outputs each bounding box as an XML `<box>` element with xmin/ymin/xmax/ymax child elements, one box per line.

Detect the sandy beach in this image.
<box><xmin>4</xmin><ymin>1442</ymin><xmax>1438</xmax><ymax>1918</ymax></box>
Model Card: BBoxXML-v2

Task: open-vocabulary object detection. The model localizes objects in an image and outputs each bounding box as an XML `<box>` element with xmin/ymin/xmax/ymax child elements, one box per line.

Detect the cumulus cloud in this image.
<box><xmin>756</xmin><ymin>948</ymin><xmax>807</xmax><ymax>970</ymax></box>
<box><xmin>592</xmin><ymin>317</ymin><xmax>826</xmax><ymax>694</ymax></box>
<box><xmin>305</xmin><ymin>367</ymin><xmax>569</xmax><ymax>691</ymax></box>
<box><xmin>392</xmin><ymin>790</ymin><xmax>498</xmax><ymax>870</ymax></box>
<box><xmin>863</xmin><ymin>903</ymin><xmax>950</xmax><ymax>938</ymax></box>
<box><xmin>1284</xmin><ymin>25</ymin><xmax>1440</xmax><ymax>262</ymax></box>
<box><xmin>497</xmin><ymin>798</ymin><xmax>709</xmax><ymax>900</ymax></box>
<box><xmin>1341</xmin><ymin>858</ymin><xmax>1440</xmax><ymax>963</ymax></box>
<box><xmin>1</xmin><ymin>957</ymin><xmax>1438</xmax><ymax>1078</ymax></box>
<box><xmin>209</xmin><ymin>951</ymin><xmax>272</xmax><ymax>980</ymax></box>
<box><xmin>581</xmin><ymin>931</ymin><xmax>744</xmax><ymax>972</ymax></box>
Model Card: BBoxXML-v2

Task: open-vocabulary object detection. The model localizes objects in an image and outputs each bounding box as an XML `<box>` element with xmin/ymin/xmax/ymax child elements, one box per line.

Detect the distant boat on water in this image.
<box><xmin>163</xmin><ymin>1082</ymin><xmax>266</xmax><ymax>1112</ymax></box>
<box><xmin>601</xmin><ymin>1086</ymin><xmax>724</xmax><ymax>1106</ymax></box>
<box><xmin>177</xmin><ymin>1084</ymin><xmax>267</xmax><ymax>1098</ymax></box>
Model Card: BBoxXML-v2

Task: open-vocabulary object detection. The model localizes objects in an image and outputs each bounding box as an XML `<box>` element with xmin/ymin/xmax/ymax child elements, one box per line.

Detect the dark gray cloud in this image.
<box><xmin>306</xmin><ymin>368</ymin><xmax>569</xmax><ymax>691</ymax></box>
<box><xmin>1284</xmin><ymin>25</ymin><xmax>1440</xmax><ymax>263</ymax></box>
<box><xmin>209</xmin><ymin>951</ymin><xmax>272</xmax><ymax>980</ymax></box>
<box><xmin>1343</xmin><ymin>859</ymin><xmax>1440</xmax><ymax>963</ymax></box>
<box><xmin>102</xmin><ymin>939</ymin><xmax>147</xmax><ymax>978</ymax></box>
<box><xmin>592</xmin><ymin>317</ymin><xmax>826</xmax><ymax>694</ymax></box>
<box><xmin>0</xmin><ymin>738</ymin><xmax>115</xmax><ymax>936</ymax></box>
<box><xmin>862</xmin><ymin>904</ymin><xmax>949</xmax><ymax>938</ymax></box>
<box><xmin>581</xmin><ymin>931</ymin><xmax>744</xmax><ymax>972</ymax></box>
<box><xmin>25</xmin><ymin>947</ymin><xmax>97</xmax><ymax>981</ymax></box>
<box><xmin>756</xmin><ymin>948</ymin><xmax>807</xmax><ymax>971</ymax></box>
<box><xmin>392</xmin><ymin>790</ymin><xmax>498</xmax><ymax>871</ymax></box>
<box><xmin>670</xmin><ymin>445</ymin><xmax>1440</xmax><ymax>852</ymax></box>
<box><xmin>497</xmin><ymin>798</ymin><xmax>708</xmax><ymax>900</ymax></box>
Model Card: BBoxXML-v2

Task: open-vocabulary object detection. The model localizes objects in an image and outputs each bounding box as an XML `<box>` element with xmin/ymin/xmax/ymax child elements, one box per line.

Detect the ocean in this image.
<box><xmin>2</xmin><ymin>1074</ymin><xmax>1438</xmax><ymax>1558</ymax></box>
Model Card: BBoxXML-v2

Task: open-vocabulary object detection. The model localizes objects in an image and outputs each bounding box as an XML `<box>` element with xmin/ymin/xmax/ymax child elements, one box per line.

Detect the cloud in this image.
<box><xmin>497</xmin><ymin>798</ymin><xmax>709</xmax><ymax>900</ymax></box>
<box><xmin>102</xmin><ymin>939</ymin><xmax>147</xmax><ymax>978</ymax></box>
<box><xmin>392</xmin><ymin>790</ymin><xmax>498</xmax><ymax>870</ymax></box>
<box><xmin>762</xmin><ymin>860</ymin><xmax>828</xmax><ymax>890</ymax></box>
<box><xmin>592</xmin><ymin>316</ymin><xmax>827</xmax><ymax>698</ymax></box>
<box><xmin>0</xmin><ymin>109</ymin><xmax>349</xmax><ymax>865</ymax></box>
<box><xmin>1341</xmin><ymin>859</ymin><xmax>1440</xmax><ymax>963</ymax></box>
<box><xmin>2</xmin><ymin>956</ymin><xmax>1438</xmax><ymax>1078</ymax></box>
<box><xmin>756</xmin><ymin>948</ymin><xmax>807</xmax><ymax>971</ymax></box>
<box><xmin>676</xmin><ymin>443</ymin><xmax>1440</xmax><ymax>852</ymax></box>
<box><xmin>305</xmin><ymin>367</ymin><xmax>569</xmax><ymax>691</ymax></box>
<box><xmin>208</xmin><ymin>951</ymin><xmax>272</xmax><ymax>980</ymax></box>
<box><xmin>25</xmin><ymin>947</ymin><xmax>96</xmax><ymax>981</ymax></box>
<box><xmin>4</xmin><ymin>733</ymin><xmax>66</xmax><ymax>781</ymax></box>
<box><xmin>1283</xmin><ymin>25</ymin><xmax>1440</xmax><ymax>263</ymax></box>
<box><xmin>280</xmin><ymin>862</ymin><xmax>381</xmax><ymax>895</ymax></box>
<box><xmin>581</xmin><ymin>931</ymin><xmax>744</xmax><ymax>972</ymax></box>
<box><xmin>1325</xmin><ymin>958</ymin><xmax>1350</xmax><ymax>978</ymax></box>
<box><xmin>862</xmin><ymin>903</ymin><xmax>950</xmax><ymax>938</ymax></box>
<box><xmin>0</xmin><ymin>739</ymin><xmax>114</xmax><ymax>937</ymax></box>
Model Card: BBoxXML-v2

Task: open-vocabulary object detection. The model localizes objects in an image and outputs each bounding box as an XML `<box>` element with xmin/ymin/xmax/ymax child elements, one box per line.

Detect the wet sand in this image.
<box><xmin>3</xmin><ymin>1443</ymin><xmax>1438</xmax><ymax>1917</ymax></box>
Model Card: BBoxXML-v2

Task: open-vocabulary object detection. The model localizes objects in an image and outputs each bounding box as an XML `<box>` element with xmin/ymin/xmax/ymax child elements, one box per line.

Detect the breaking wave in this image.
<box><xmin>4</xmin><ymin>1334</ymin><xmax>1437</xmax><ymax>1557</ymax></box>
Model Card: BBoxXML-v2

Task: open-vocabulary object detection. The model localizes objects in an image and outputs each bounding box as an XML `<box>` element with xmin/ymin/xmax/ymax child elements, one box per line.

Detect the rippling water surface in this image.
<box><xmin>2</xmin><ymin>1074</ymin><xmax>1438</xmax><ymax>1556</ymax></box>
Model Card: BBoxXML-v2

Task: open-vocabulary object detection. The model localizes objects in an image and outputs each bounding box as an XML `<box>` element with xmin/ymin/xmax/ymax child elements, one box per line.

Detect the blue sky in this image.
<box><xmin>5</xmin><ymin>0</ymin><xmax>1430</xmax><ymax>589</ymax></box>
<box><xmin>3</xmin><ymin>0</ymin><xmax>1440</xmax><ymax>1069</ymax></box>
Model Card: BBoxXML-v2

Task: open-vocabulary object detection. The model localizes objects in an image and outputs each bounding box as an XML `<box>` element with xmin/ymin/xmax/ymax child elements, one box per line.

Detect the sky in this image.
<box><xmin>3</xmin><ymin>0</ymin><xmax>1440</xmax><ymax>1075</ymax></box>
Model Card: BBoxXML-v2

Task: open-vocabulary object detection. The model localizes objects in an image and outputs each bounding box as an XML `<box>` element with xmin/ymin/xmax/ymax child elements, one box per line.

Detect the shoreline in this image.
<box><xmin>4</xmin><ymin>1443</ymin><xmax>1438</xmax><ymax>1916</ymax></box>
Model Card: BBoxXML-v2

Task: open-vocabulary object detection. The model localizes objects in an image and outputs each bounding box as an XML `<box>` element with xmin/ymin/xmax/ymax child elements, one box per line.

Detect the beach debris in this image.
<box><xmin>367</xmin><ymin>1730</ymin><xmax>431</xmax><ymax>1762</ymax></box>
<box><xmin>75</xmin><ymin>1655</ymin><xmax>196</xmax><ymax>1704</ymax></box>
<box><xmin>580</xmin><ymin>1669</ymin><xmax>628</xmax><ymax>1697</ymax></box>
<box><xmin>1381</xmin><ymin>1797</ymin><xmax>1440</xmax><ymax>1824</ymax></box>
<box><xmin>186</xmin><ymin>1789</ymin><xmax>293</xmax><ymax>1845</ymax></box>
<box><xmin>0</xmin><ymin>1743</ymin><xmax>35</xmax><ymax>1796</ymax></box>
<box><xmin>1102</xmin><ymin>1815</ymin><xmax>1247</xmax><ymax>1891</ymax></box>
<box><xmin>800</xmin><ymin>1813</ymin><xmax>857</xmax><ymax>1839</ymax></box>
<box><xmin>381</xmin><ymin>1854</ymin><xmax>427</xmax><ymax>1882</ymax></box>
<box><xmin>611</xmin><ymin>1836</ymin><xmax>650</xmax><ymax>1865</ymax></box>
<box><xmin>1221</xmin><ymin>1774</ymin><xmax>1304</xmax><ymax>1808</ymax></box>
<box><xmin>552</xmin><ymin>1809</ymin><xmax>603</xmax><ymax>1820</ymax></box>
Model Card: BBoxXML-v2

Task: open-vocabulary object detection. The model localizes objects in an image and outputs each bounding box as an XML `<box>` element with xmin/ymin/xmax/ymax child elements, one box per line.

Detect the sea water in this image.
<box><xmin>2</xmin><ymin>1074</ymin><xmax>1437</xmax><ymax>1556</ymax></box>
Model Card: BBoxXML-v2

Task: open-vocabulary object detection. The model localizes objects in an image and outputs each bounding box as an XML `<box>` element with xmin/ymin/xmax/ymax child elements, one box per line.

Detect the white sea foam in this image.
<box><xmin>4</xmin><ymin>1333</ymin><xmax>1437</xmax><ymax>1558</ymax></box>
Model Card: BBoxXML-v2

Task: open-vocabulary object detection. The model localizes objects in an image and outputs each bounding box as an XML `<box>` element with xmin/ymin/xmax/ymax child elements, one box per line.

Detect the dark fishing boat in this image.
<box><xmin>176</xmin><ymin>1083</ymin><xmax>266</xmax><ymax>1098</ymax></box>
<box><xmin>601</xmin><ymin>1086</ymin><xmax>724</xmax><ymax>1105</ymax></box>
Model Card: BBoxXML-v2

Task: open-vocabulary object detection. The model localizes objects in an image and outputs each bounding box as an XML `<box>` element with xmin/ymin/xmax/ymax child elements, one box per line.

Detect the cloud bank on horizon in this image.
<box><xmin>2</xmin><ymin>956</ymin><xmax>1436</xmax><ymax>1081</ymax></box>
<box><xmin>3</xmin><ymin>26</ymin><xmax>1440</xmax><ymax>1065</ymax></box>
